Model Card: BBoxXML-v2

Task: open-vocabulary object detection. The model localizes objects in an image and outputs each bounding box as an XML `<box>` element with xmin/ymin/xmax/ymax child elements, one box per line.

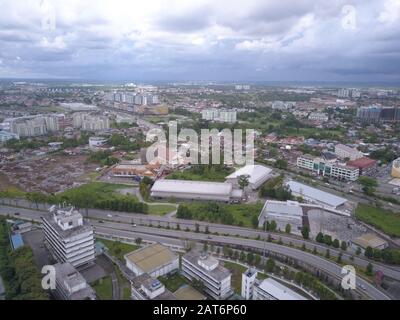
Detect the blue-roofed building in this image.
<box><xmin>10</xmin><ymin>233</ymin><xmax>24</xmax><ymax>250</ymax></box>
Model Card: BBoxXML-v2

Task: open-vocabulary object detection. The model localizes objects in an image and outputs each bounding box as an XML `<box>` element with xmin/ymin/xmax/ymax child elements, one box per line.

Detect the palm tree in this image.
<box><xmin>238</xmin><ymin>174</ymin><xmax>250</xmax><ymax>198</ymax></box>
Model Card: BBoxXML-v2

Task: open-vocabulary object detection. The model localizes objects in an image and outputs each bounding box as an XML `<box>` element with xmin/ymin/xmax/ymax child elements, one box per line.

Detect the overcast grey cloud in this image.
<box><xmin>0</xmin><ymin>0</ymin><xmax>399</xmax><ymax>81</ymax></box>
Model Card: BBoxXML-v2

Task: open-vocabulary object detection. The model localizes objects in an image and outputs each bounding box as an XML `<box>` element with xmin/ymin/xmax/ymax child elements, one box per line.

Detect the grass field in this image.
<box><xmin>166</xmin><ymin>166</ymin><xmax>234</xmax><ymax>182</ymax></box>
<box><xmin>59</xmin><ymin>182</ymin><xmax>137</xmax><ymax>201</ymax></box>
<box><xmin>158</xmin><ymin>273</ymin><xmax>188</xmax><ymax>292</ymax></box>
<box><xmin>97</xmin><ymin>238</ymin><xmax>139</xmax><ymax>261</ymax></box>
<box><xmin>355</xmin><ymin>203</ymin><xmax>400</xmax><ymax>237</ymax></box>
<box><xmin>148</xmin><ymin>204</ymin><xmax>177</xmax><ymax>216</ymax></box>
<box><xmin>122</xmin><ymin>287</ymin><xmax>131</xmax><ymax>300</ymax></box>
<box><xmin>183</xmin><ymin>202</ymin><xmax>264</xmax><ymax>228</ymax></box>
<box><xmin>92</xmin><ymin>276</ymin><xmax>113</xmax><ymax>300</ymax></box>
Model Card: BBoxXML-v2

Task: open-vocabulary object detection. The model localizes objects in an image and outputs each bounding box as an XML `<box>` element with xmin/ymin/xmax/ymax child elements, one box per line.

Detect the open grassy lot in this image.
<box><xmin>56</xmin><ymin>182</ymin><xmax>146</xmax><ymax>213</ymax></box>
<box><xmin>97</xmin><ymin>238</ymin><xmax>139</xmax><ymax>261</ymax></box>
<box><xmin>59</xmin><ymin>182</ymin><xmax>137</xmax><ymax>201</ymax></box>
<box><xmin>92</xmin><ymin>276</ymin><xmax>113</xmax><ymax>300</ymax></box>
<box><xmin>148</xmin><ymin>204</ymin><xmax>177</xmax><ymax>216</ymax></box>
<box><xmin>355</xmin><ymin>203</ymin><xmax>400</xmax><ymax>238</ymax></box>
<box><xmin>178</xmin><ymin>202</ymin><xmax>264</xmax><ymax>228</ymax></box>
<box><xmin>158</xmin><ymin>273</ymin><xmax>188</xmax><ymax>292</ymax></box>
<box><xmin>166</xmin><ymin>165</ymin><xmax>234</xmax><ymax>182</ymax></box>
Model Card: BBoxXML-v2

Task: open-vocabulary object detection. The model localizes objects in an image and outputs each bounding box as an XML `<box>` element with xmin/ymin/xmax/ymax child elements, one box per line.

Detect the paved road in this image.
<box><xmin>2</xmin><ymin>204</ymin><xmax>400</xmax><ymax>281</ymax></box>
<box><xmin>0</xmin><ymin>204</ymin><xmax>391</xmax><ymax>300</ymax></box>
<box><xmin>93</xmin><ymin>222</ymin><xmax>390</xmax><ymax>300</ymax></box>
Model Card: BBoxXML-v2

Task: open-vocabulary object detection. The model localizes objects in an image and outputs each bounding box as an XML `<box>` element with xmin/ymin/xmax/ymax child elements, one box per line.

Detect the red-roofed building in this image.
<box><xmin>347</xmin><ymin>157</ymin><xmax>378</xmax><ymax>176</ymax></box>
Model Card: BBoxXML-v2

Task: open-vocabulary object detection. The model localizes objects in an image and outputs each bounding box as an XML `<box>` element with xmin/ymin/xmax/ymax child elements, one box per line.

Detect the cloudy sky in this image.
<box><xmin>0</xmin><ymin>0</ymin><xmax>399</xmax><ymax>82</ymax></box>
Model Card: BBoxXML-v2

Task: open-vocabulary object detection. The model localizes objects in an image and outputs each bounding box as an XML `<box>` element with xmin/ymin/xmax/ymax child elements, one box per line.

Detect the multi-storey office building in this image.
<box><xmin>41</xmin><ymin>206</ymin><xmax>95</xmax><ymax>268</ymax></box>
<box><xmin>52</xmin><ymin>262</ymin><xmax>96</xmax><ymax>300</ymax></box>
<box><xmin>335</xmin><ymin>144</ymin><xmax>363</xmax><ymax>161</ymax></box>
<box><xmin>182</xmin><ymin>251</ymin><xmax>233</xmax><ymax>300</ymax></box>
<box><xmin>297</xmin><ymin>155</ymin><xmax>359</xmax><ymax>181</ymax></box>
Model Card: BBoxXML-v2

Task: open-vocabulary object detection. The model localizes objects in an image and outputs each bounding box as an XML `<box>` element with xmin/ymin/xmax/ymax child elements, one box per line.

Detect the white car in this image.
<box><xmin>107</xmin><ymin>214</ymin><xmax>113</xmax><ymax>218</ymax></box>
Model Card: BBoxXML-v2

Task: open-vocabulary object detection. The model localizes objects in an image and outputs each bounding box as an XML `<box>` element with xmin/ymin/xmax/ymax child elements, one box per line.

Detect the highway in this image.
<box><xmin>2</xmin><ymin>203</ymin><xmax>400</xmax><ymax>280</ymax></box>
<box><xmin>0</xmin><ymin>204</ymin><xmax>393</xmax><ymax>300</ymax></box>
<box><xmin>92</xmin><ymin>221</ymin><xmax>390</xmax><ymax>300</ymax></box>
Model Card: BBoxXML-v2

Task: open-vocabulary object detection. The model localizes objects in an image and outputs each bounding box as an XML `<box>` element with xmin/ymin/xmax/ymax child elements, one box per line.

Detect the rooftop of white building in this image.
<box><xmin>151</xmin><ymin>179</ymin><xmax>233</xmax><ymax>196</ymax></box>
<box><xmin>226</xmin><ymin>165</ymin><xmax>272</xmax><ymax>185</ymax></box>
<box><xmin>286</xmin><ymin>180</ymin><xmax>348</xmax><ymax>208</ymax></box>
<box><xmin>258</xmin><ymin>278</ymin><xmax>306</xmax><ymax>300</ymax></box>
<box><xmin>262</xmin><ymin>200</ymin><xmax>304</xmax><ymax>217</ymax></box>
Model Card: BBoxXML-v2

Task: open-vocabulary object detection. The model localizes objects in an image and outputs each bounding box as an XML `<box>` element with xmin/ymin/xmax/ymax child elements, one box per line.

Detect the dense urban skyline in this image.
<box><xmin>0</xmin><ymin>0</ymin><xmax>399</xmax><ymax>82</ymax></box>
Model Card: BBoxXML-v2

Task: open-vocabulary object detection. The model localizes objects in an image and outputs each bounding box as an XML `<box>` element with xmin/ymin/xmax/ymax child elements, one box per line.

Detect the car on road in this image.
<box><xmin>207</xmin><ymin>236</ymin><xmax>213</xmax><ymax>240</ymax></box>
<box><xmin>132</xmin><ymin>223</ymin><xmax>137</xmax><ymax>227</ymax></box>
<box><xmin>99</xmin><ymin>220</ymin><xmax>105</xmax><ymax>224</ymax></box>
<box><xmin>14</xmin><ymin>213</ymin><xmax>20</xmax><ymax>216</ymax></box>
<box><xmin>107</xmin><ymin>214</ymin><xmax>113</xmax><ymax>218</ymax></box>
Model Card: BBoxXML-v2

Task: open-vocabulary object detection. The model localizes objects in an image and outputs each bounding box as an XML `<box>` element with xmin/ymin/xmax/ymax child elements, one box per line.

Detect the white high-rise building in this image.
<box><xmin>72</xmin><ymin>113</ymin><xmax>110</xmax><ymax>131</ymax></box>
<box><xmin>41</xmin><ymin>206</ymin><xmax>95</xmax><ymax>268</ymax></box>
<box><xmin>241</xmin><ymin>269</ymin><xmax>306</xmax><ymax>300</ymax></box>
<box><xmin>201</xmin><ymin>109</ymin><xmax>237</xmax><ymax>123</ymax></box>
<box><xmin>182</xmin><ymin>251</ymin><xmax>233</xmax><ymax>300</ymax></box>
<box><xmin>335</xmin><ymin>144</ymin><xmax>363</xmax><ymax>161</ymax></box>
<box><xmin>241</xmin><ymin>269</ymin><xmax>257</xmax><ymax>300</ymax></box>
<box><xmin>218</xmin><ymin>110</ymin><xmax>237</xmax><ymax>123</ymax></box>
<box><xmin>10</xmin><ymin>116</ymin><xmax>48</xmax><ymax>137</ymax></box>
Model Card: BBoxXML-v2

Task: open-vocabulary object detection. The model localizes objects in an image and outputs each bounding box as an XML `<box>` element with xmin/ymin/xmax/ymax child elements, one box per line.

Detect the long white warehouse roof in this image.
<box><xmin>226</xmin><ymin>165</ymin><xmax>272</xmax><ymax>185</ymax></box>
<box><xmin>286</xmin><ymin>180</ymin><xmax>347</xmax><ymax>208</ymax></box>
<box><xmin>151</xmin><ymin>179</ymin><xmax>233</xmax><ymax>196</ymax></box>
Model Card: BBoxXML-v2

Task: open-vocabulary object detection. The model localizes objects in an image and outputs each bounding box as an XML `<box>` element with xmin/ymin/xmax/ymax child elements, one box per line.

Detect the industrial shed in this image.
<box><xmin>151</xmin><ymin>179</ymin><xmax>242</xmax><ymax>202</ymax></box>
<box><xmin>225</xmin><ymin>165</ymin><xmax>273</xmax><ymax>190</ymax></box>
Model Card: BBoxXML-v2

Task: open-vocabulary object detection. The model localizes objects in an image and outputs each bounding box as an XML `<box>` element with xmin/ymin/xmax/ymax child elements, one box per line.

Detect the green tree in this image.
<box><xmin>316</xmin><ymin>232</ymin><xmax>324</xmax><ymax>243</ymax></box>
<box><xmin>332</xmin><ymin>239</ymin><xmax>340</xmax><ymax>249</ymax></box>
<box><xmin>341</xmin><ymin>241</ymin><xmax>348</xmax><ymax>251</ymax></box>
<box><xmin>365</xmin><ymin>246</ymin><xmax>374</xmax><ymax>259</ymax></box>
<box><xmin>26</xmin><ymin>192</ymin><xmax>47</xmax><ymax>210</ymax></box>
<box><xmin>301</xmin><ymin>226</ymin><xmax>310</xmax><ymax>239</ymax></box>
<box><xmin>285</xmin><ymin>223</ymin><xmax>291</xmax><ymax>234</ymax></box>
<box><xmin>356</xmin><ymin>247</ymin><xmax>362</xmax><ymax>256</ymax></box>
<box><xmin>323</xmin><ymin>234</ymin><xmax>332</xmax><ymax>246</ymax></box>
<box><xmin>366</xmin><ymin>263</ymin><xmax>374</xmax><ymax>276</ymax></box>
<box><xmin>265</xmin><ymin>258</ymin><xmax>275</xmax><ymax>273</ymax></box>
<box><xmin>240</xmin><ymin>251</ymin><xmax>246</xmax><ymax>262</ymax></box>
<box><xmin>135</xmin><ymin>237</ymin><xmax>143</xmax><ymax>246</ymax></box>
<box><xmin>238</xmin><ymin>175</ymin><xmax>250</xmax><ymax>190</ymax></box>
<box><xmin>358</xmin><ymin>176</ymin><xmax>378</xmax><ymax>195</ymax></box>
<box><xmin>275</xmin><ymin>159</ymin><xmax>288</xmax><ymax>170</ymax></box>
<box><xmin>247</xmin><ymin>252</ymin><xmax>255</xmax><ymax>265</ymax></box>
<box><xmin>269</xmin><ymin>220</ymin><xmax>277</xmax><ymax>232</ymax></box>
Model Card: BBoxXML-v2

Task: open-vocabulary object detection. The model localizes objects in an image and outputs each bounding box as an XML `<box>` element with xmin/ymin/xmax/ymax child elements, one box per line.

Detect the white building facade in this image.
<box><xmin>182</xmin><ymin>251</ymin><xmax>233</xmax><ymax>300</ymax></box>
<box><xmin>42</xmin><ymin>206</ymin><xmax>95</xmax><ymax>268</ymax></box>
